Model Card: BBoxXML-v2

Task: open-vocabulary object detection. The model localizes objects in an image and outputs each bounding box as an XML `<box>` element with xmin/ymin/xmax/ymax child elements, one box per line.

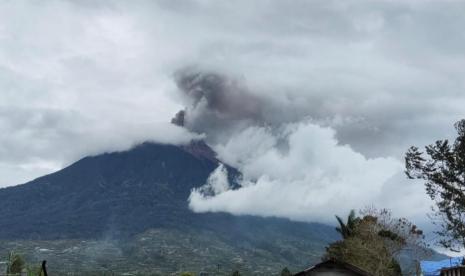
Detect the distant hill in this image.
<box><xmin>0</xmin><ymin>141</ymin><xmax>337</xmax><ymax>274</ymax></box>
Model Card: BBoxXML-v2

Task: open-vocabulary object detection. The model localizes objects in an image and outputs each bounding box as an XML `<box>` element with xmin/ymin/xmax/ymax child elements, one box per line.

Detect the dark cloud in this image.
<box><xmin>172</xmin><ymin>68</ymin><xmax>269</xmax><ymax>141</ymax></box>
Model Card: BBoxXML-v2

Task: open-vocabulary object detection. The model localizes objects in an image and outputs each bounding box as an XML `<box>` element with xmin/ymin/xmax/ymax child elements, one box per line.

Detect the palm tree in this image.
<box><xmin>6</xmin><ymin>251</ymin><xmax>25</xmax><ymax>275</ymax></box>
<box><xmin>335</xmin><ymin>210</ymin><xmax>358</xmax><ymax>239</ymax></box>
<box><xmin>280</xmin><ymin>267</ymin><xmax>292</xmax><ymax>276</ymax></box>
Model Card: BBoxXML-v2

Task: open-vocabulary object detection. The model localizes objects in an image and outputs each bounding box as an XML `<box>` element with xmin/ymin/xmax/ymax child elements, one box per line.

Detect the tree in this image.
<box><xmin>335</xmin><ymin>209</ymin><xmax>359</xmax><ymax>239</ymax></box>
<box><xmin>280</xmin><ymin>267</ymin><xmax>292</xmax><ymax>276</ymax></box>
<box><xmin>6</xmin><ymin>251</ymin><xmax>25</xmax><ymax>275</ymax></box>
<box><xmin>326</xmin><ymin>208</ymin><xmax>426</xmax><ymax>276</ymax></box>
<box><xmin>360</xmin><ymin>207</ymin><xmax>425</xmax><ymax>258</ymax></box>
<box><xmin>405</xmin><ymin>119</ymin><xmax>465</xmax><ymax>251</ymax></box>
<box><xmin>26</xmin><ymin>264</ymin><xmax>43</xmax><ymax>276</ymax></box>
<box><xmin>231</xmin><ymin>271</ymin><xmax>241</xmax><ymax>276</ymax></box>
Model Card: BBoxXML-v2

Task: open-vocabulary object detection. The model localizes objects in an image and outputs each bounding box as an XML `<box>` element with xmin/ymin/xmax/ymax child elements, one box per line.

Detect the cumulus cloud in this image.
<box><xmin>189</xmin><ymin>122</ymin><xmax>425</xmax><ymax>223</ymax></box>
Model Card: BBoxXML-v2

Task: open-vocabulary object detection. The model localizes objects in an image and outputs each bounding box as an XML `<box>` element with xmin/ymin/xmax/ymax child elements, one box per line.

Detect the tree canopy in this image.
<box><xmin>280</xmin><ymin>267</ymin><xmax>292</xmax><ymax>276</ymax></box>
<box><xmin>326</xmin><ymin>208</ymin><xmax>426</xmax><ymax>276</ymax></box>
<box><xmin>335</xmin><ymin>209</ymin><xmax>359</xmax><ymax>239</ymax></box>
<box><xmin>7</xmin><ymin>252</ymin><xmax>25</xmax><ymax>274</ymax></box>
<box><xmin>405</xmin><ymin>119</ymin><xmax>465</xmax><ymax>251</ymax></box>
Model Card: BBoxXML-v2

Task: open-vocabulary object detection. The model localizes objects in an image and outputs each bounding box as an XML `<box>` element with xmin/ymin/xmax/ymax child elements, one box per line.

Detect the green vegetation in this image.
<box><xmin>280</xmin><ymin>267</ymin><xmax>292</xmax><ymax>276</ymax></box>
<box><xmin>6</xmin><ymin>251</ymin><xmax>25</xmax><ymax>274</ymax></box>
<box><xmin>335</xmin><ymin>209</ymin><xmax>358</xmax><ymax>239</ymax></box>
<box><xmin>0</xmin><ymin>225</ymin><xmax>332</xmax><ymax>275</ymax></box>
<box><xmin>326</xmin><ymin>208</ymin><xmax>426</xmax><ymax>276</ymax></box>
<box><xmin>3</xmin><ymin>251</ymin><xmax>45</xmax><ymax>276</ymax></box>
<box><xmin>26</xmin><ymin>264</ymin><xmax>43</xmax><ymax>276</ymax></box>
<box><xmin>406</xmin><ymin>119</ymin><xmax>465</xmax><ymax>251</ymax></box>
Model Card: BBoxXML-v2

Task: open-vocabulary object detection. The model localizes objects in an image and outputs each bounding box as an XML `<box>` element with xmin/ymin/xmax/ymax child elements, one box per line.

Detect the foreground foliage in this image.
<box><xmin>326</xmin><ymin>208</ymin><xmax>426</xmax><ymax>276</ymax></box>
<box><xmin>406</xmin><ymin>119</ymin><xmax>465</xmax><ymax>251</ymax></box>
<box><xmin>280</xmin><ymin>267</ymin><xmax>292</xmax><ymax>276</ymax></box>
<box><xmin>4</xmin><ymin>252</ymin><xmax>46</xmax><ymax>276</ymax></box>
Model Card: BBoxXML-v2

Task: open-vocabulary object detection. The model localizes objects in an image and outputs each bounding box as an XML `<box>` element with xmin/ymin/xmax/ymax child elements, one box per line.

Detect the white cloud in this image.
<box><xmin>189</xmin><ymin>121</ymin><xmax>421</xmax><ymax>223</ymax></box>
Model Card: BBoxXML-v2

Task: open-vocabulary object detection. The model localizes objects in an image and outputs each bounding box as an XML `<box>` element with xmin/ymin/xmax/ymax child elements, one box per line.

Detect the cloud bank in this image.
<box><xmin>2</xmin><ymin>0</ymin><xmax>465</xmax><ymax>223</ymax></box>
<box><xmin>190</xmin><ymin>122</ymin><xmax>402</xmax><ymax>221</ymax></box>
<box><xmin>188</xmin><ymin>121</ymin><xmax>425</xmax><ymax>223</ymax></box>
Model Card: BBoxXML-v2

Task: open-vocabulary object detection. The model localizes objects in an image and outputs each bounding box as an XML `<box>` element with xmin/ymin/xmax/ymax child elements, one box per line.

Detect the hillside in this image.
<box><xmin>0</xmin><ymin>141</ymin><xmax>337</xmax><ymax>274</ymax></box>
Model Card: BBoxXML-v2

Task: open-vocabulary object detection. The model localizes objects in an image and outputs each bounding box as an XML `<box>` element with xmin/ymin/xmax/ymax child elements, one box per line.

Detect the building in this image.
<box><xmin>294</xmin><ymin>259</ymin><xmax>373</xmax><ymax>276</ymax></box>
<box><xmin>441</xmin><ymin>266</ymin><xmax>465</xmax><ymax>276</ymax></box>
<box><xmin>421</xmin><ymin>257</ymin><xmax>464</xmax><ymax>276</ymax></box>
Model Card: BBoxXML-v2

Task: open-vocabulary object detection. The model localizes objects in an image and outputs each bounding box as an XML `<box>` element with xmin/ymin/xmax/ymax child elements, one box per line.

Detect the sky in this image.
<box><xmin>2</xmin><ymin>0</ymin><xmax>465</xmax><ymax>228</ymax></box>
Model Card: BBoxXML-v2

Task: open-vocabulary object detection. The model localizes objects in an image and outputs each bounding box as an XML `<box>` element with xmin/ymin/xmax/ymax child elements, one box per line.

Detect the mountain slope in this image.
<box><xmin>0</xmin><ymin>142</ymin><xmax>223</xmax><ymax>238</ymax></box>
<box><xmin>0</xmin><ymin>141</ymin><xmax>337</xmax><ymax>274</ymax></box>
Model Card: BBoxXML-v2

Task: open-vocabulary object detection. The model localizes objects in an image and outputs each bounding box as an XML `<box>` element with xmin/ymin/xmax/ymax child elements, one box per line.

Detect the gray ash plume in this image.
<box><xmin>170</xmin><ymin>68</ymin><xmax>272</xmax><ymax>142</ymax></box>
<box><xmin>171</xmin><ymin>110</ymin><xmax>186</xmax><ymax>127</ymax></box>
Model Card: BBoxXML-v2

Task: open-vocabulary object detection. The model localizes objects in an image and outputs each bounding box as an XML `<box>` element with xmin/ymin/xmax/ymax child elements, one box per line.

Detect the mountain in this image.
<box><xmin>0</xmin><ymin>141</ymin><xmax>337</xmax><ymax>275</ymax></box>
